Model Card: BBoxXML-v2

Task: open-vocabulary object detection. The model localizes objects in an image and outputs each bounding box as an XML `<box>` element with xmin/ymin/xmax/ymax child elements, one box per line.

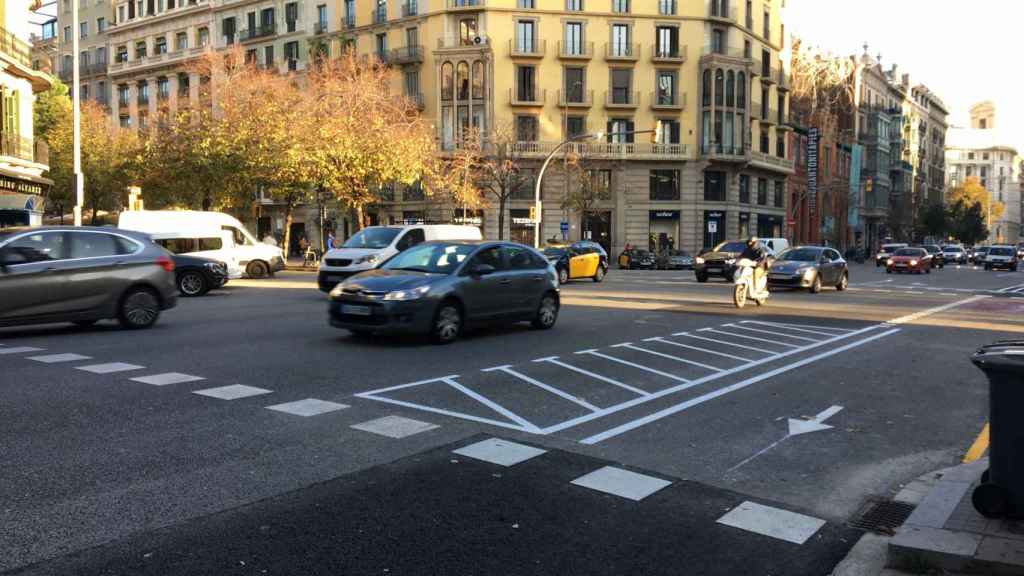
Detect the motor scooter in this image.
<box><xmin>733</xmin><ymin>258</ymin><xmax>770</xmax><ymax>308</ymax></box>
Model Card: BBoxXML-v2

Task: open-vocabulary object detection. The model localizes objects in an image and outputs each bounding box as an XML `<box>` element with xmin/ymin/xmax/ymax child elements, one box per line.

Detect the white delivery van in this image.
<box><xmin>318</xmin><ymin>224</ymin><xmax>482</xmax><ymax>292</ymax></box>
<box><xmin>118</xmin><ymin>211</ymin><xmax>285</xmax><ymax>279</ymax></box>
<box><xmin>761</xmin><ymin>238</ymin><xmax>790</xmax><ymax>256</ymax></box>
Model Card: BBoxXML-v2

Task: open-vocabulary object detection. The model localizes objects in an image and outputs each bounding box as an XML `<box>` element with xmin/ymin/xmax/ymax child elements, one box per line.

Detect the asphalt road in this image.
<box><xmin>2</xmin><ymin>260</ymin><xmax>1018</xmax><ymax>575</ymax></box>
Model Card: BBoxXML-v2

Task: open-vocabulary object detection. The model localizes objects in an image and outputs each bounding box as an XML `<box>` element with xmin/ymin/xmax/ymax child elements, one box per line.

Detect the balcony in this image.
<box><xmin>650</xmin><ymin>91</ymin><xmax>686</xmax><ymax>111</ymax></box>
<box><xmin>709</xmin><ymin>3</ymin><xmax>738</xmax><ymax>22</ymax></box>
<box><xmin>700</xmin><ymin>45</ymin><xmax>752</xmax><ymax>68</ymax></box>
<box><xmin>408</xmin><ymin>92</ymin><xmax>425</xmax><ymax>110</ymax></box>
<box><xmin>240</xmin><ymin>24</ymin><xmax>275</xmax><ymax>42</ymax></box>
<box><xmin>372</xmin><ymin>8</ymin><xmax>387</xmax><ymax>24</ymax></box>
<box><xmin>436</xmin><ymin>35</ymin><xmax>491</xmax><ymax>50</ymax></box>
<box><xmin>390</xmin><ymin>45</ymin><xmax>424</xmax><ymax>64</ymax></box>
<box><xmin>557</xmin><ymin>89</ymin><xmax>593</xmax><ymax>108</ymax></box>
<box><xmin>446</xmin><ymin>0</ymin><xmax>485</xmax><ymax>9</ymax></box>
<box><xmin>401</xmin><ymin>1</ymin><xmax>418</xmax><ymax>17</ymax></box>
<box><xmin>314</xmin><ymin>21</ymin><xmax>328</xmax><ymax>34</ymax></box>
<box><xmin>509</xmin><ymin>38</ymin><xmax>545</xmax><ymax>58</ymax></box>
<box><xmin>760</xmin><ymin>65</ymin><xmax>778</xmax><ymax>85</ymax></box>
<box><xmin>557</xmin><ymin>41</ymin><xmax>593</xmax><ymax>60</ymax></box>
<box><xmin>605</xmin><ymin>42</ymin><xmax>639</xmax><ymax>61</ymax></box>
<box><xmin>506</xmin><ymin>140</ymin><xmax>691</xmax><ymax>161</ymax></box>
<box><xmin>0</xmin><ymin>134</ymin><xmax>48</xmax><ymax>166</ymax></box>
<box><xmin>758</xmin><ymin>107</ymin><xmax>778</xmax><ymax>125</ymax></box>
<box><xmin>777</xmin><ymin>68</ymin><xmax>790</xmax><ymax>91</ymax></box>
<box><xmin>508</xmin><ymin>87</ymin><xmax>545</xmax><ymax>107</ymax></box>
<box><xmin>750</xmin><ymin>150</ymin><xmax>795</xmax><ymax>174</ymax></box>
<box><xmin>701</xmin><ymin>142</ymin><xmax>750</xmax><ymax>163</ymax></box>
<box><xmin>0</xmin><ymin>27</ymin><xmax>32</xmax><ymax>69</ymax></box>
<box><xmin>651</xmin><ymin>44</ymin><xmax>687</xmax><ymax>64</ymax></box>
<box><xmin>605</xmin><ymin>90</ymin><xmax>639</xmax><ymax>109</ymax></box>
<box><xmin>137</xmin><ymin>93</ymin><xmax>149</xmax><ymax>106</ymax></box>
<box><xmin>342</xmin><ymin>15</ymin><xmax>356</xmax><ymax>29</ymax></box>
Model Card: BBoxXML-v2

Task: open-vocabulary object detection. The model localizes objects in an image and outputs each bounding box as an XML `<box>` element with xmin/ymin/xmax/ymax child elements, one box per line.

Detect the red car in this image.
<box><xmin>886</xmin><ymin>247</ymin><xmax>931</xmax><ymax>274</ymax></box>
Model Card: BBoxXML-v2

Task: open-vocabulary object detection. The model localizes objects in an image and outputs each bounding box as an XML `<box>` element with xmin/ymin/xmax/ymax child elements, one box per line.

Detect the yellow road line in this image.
<box><xmin>963</xmin><ymin>423</ymin><xmax>990</xmax><ymax>463</ymax></box>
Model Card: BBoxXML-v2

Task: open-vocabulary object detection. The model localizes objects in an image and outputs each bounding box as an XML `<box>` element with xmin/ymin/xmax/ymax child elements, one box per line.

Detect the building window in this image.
<box><xmin>564</xmin><ymin>22</ymin><xmax>583</xmax><ymax>55</ymax></box>
<box><xmin>79</xmin><ymin>21</ymin><xmax>87</xmax><ymax>38</ymax></box>
<box><xmin>516</xmin><ymin>65</ymin><xmax>535</xmax><ymax>101</ymax></box>
<box><xmin>116</xmin><ymin>45</ymin><xmax>128</xmax><ymax>62</ymax></box>
<box><xmin>62</xmin><ymin>25</ymin><xmax>70</xmax><ymax>42</ymax></box>
<box><xmin>739</xmin><ymin>174</ymin><xmax>750</xmax><ymax>203</ymax></box>
<box><xmin>656</xmin><ymin>70</ymin><xmax>677</xmax><ymax>105</ymax></box>
<box><xmin>516</xmin><ymin>20</ymin><xmax>536</xmax><ymax>52</ymax></box>
<box><xmin>763</xmin><ymin>9</ymin><xmax>769</xmax><ymax>38</ymax></box>
<box><xmin>983</xmin><ymin>152</ymin><xmax>990</xmax><ymax>160</ymax></box>
<box><xmin>456</xmin><ymin>61</ymin><xmax>469</xmax><ymax>99</ymax></box>
<box><xmin>517</xmin><ymin>0</ymin><xmax>535</xmax><ymax>7</ymax></box>
<box><xmin>264</xmin><ymin>45</ymin><xmax>274</xmax><ymax>67</ymax></box>
<box><xmin>97</xmin><ymin>17</ymin><xmax>106</xmax><ymax>32</ymax></box>
<box><xmin>441</xmin><ymin>62</ymin><xmax>453</xmax><ymax>100</ymax></box>
<box><xmin>118</xmin><ymin>5</ymin><xmax>125</xmax><ymax>22</ymax></box>
<box><xmin>776</xmin><ymin>134</ymin><xmax>785</xmax><ymax>158</ymax></box>
<box><xmin>566</xmin><ymin>115</ymin><xmax>585</xmax><ymax>138</ymax></box>
<box><xmin>610</xmin><ymin>68</ymin><xmax>631</xmax><ymax>104</ymax></box>
<box><xmin>471</xmin><ymin>60</ymin><xmax>484</xmax><ymax>98</ymax></box>
<box><xmin>650</xmin><ymin>170</ymin><xmax>680</xmax><ymax>201</ymax></box>
<box><xmin>404</xmin><ymin>69</ymin><xmax>419</xmax><ymax>96</ymax></box>
<box><xmin>117</xmin><ymin>84</ymin><xmax>129</xmax><ymax>106</ymax></box>
<box><xmin>757</xmin><ymin>178</ymin><xmax>767</xmax><ymax>205</ymax></box>
<box><xmin>375</xmin><ymin>33</ymin><xmax>387</xmax><ymax>59</ymax></box>
<box><xmin>260</xmin><ymin>8</ymin><xmax>275</xmax><ymax>34</ymax></box>
<box><xmin>157</xmin><ymin>76</ymin><xmax>169</xmax><ymax>100</ymax></box>
<box><xmin>198</xmin><ymin>27</ymin><xmax>209</xmax><ymax>47</ymax></box>
<box><xmin>285</xmin><ymin>41</ymin><xmax>299</xmax><ymax>70</ymax></box>
<box><xmin>155</xmin><ymin>36</ymin><xmax>167</xmax><ymax>54</ymax></box>
<box><xmin>80</xmin><ymin>83</ymin><xmax>89</xmax><ymax>100</ymax></box>
<box><xmin>566</xmin><ymin>0</ymin><xmax>582</xmax><ymax>10</ymax></box>
<box><xmin>658</xmin><ymin>0</ymin><xmax>676</xmax><ymax>15</ymax></box>
<box><xmin>516</xmin><ymin>115</ymin><xmax>538</xmax><ymax>141</ymax></box>
<box><xmin>612</xmin><ymin>0</ymin><xmax>629</xmax><ymax>13</ymax></box>
<box><xmin>119</xmin><ymin>115</ymin><xmax>131</xmax><ymax>128</ymax></box>
<box><xmin>79</xmin><ymin>50</ymin><xmax>89</xmax><ymax>67</ymax></box>
<box><xmin>178</xmin><ymin>73</ymin><xmax>189</xmax><ymax>96</ymax></box>
<box><xmin>704</xmin><ymin>170</ymin><xmax>726</xmax><ymax>201</ymax></box>
<box><xmin>564</xmin><ymin>66</ymin><xmax>584</xmax><ymax>102</ymax></box>
<box><xmin>135</xmin><ymin>41</ymin><xmax>147</xmax><ymax>59</ymax></box>
<box><xmin>175</xmin><ymin>31</ymin><xmax>188</xmax><ymax>51</ymax></box>
<box><xmin>459</xmin><ymin>18</ymin><xmax>477</xmax><ymax>45</ymax></box>
<box><xmin>610</xmin><ymin>23</ymin><xmax>630</xmax><ymax>56</ymax></box>
<box><xmin>137</xmin><ymin>81</ymin><xmax>149</xmax><ymax>105</ymax></box>
<box><xmin>657</xmin><ymin>120</ymin><xmax>680</xmax><ymax>144</ymax></box>
<box><xmin>607</xmin><ymin>118</ymin><xmax>633</xmax><ymax>143</ymax></box>
<box><xmin>774</xmin><ymin>181</ymin><xmax>783</xmax><ymax>207</ymax></box>
<box><xmin>711</xmin><ymin>28</ymin><xmax>724</xmax><ymax>53</ymax></box>
<box><xmin>655</xmin><ymin>26</ymin><xmax>678</xmax><ymax>58</ymax></box>
<box><xmin>285</xmin><ymin>2</ymin><xmax>298</xmax><ymax>32</ymax></box>
<box><xmin>344</xmin><ymin>0</ymin><xmax>355</xmax><ymax>26</ymax></box>
<box><xmin>317</xmin><ymin>4</ymin><xmax>327</xmax><ymax>32</ymax></box>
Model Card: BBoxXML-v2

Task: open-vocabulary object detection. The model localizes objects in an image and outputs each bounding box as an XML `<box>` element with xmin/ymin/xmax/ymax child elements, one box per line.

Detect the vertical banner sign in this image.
<box><xmin>848</xmin><ymin>144</ymin><xmax>863</xmax><ymax>228</ymax></box>
<box><xmin>806</xmin><ymin>128</ymin><xmax>819</xmax><ymax>214</ymax></box>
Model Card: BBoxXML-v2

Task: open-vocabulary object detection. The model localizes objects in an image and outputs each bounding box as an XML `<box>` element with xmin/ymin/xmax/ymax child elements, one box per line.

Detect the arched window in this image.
<box><xmin>737</xmin><ymin>72</ymin><xmax>746</xmax><ymax>110</ymax></box>
<box><xmin>441</xmin><ymin>62</ymin><xmax>453</xmax><ymax>101</ymax></box>
<box><xmin>726</xmin><ymin>71</ymin><xmax>735</xmax><ymax>108</ymax></box>
<box><xmin>457</xmin><ymin>61</ymin><xmax>470</xmax><ymax>100</ymax></box>
<box><xmin>714</xmin><ymin>69</ymin><xmax>724</xmax><ymax>107</ymax></box>
<box><xmin>472</xmin><ymin>60</ymin><xmax>484</xmax><ymax>99</ymax></box>
<box><xmin>702</xmin><ymin>69</ymin><xmax>711</xmax><ymax>107</ymax></box>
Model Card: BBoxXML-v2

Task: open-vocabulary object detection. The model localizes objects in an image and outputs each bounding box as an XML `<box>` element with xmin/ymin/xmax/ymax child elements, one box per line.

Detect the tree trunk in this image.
<box><xmin>353</xmin><ymin>204</ymin><xmax>366</xmax><ymax>232</ymax></box>
<box><xmin>282</xmin><ymin>202</ymin><xmax>295</xmax><ymax>262</ymax></box>
<box><xmin>497</xmin><ymin>194</ymin><xmax>506</xmax><ymax>240</ymax></box>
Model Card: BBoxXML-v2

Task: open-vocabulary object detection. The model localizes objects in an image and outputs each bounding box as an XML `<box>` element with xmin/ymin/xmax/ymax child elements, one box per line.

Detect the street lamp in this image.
<box><xmin>532</xmin><ymin>121</ymin><xmax>662</xmax><ymax>249</ymax></box>
<box><xmin>71</xmin><ymin>0</ymin><xmax>84</xmax><ymax>225</ymax></box>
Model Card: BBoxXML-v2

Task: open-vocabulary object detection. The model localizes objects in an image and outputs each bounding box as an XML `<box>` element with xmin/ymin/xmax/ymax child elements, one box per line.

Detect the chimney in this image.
<box><xmin>901</xmin><ymin>73</ymin><xmax>910</xmax><ymax>88</ymax></box>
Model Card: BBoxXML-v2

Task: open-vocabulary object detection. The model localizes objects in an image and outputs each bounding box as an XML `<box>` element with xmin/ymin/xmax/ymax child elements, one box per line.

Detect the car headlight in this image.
<box><xmin>355</xmin><ymin>254</ymin><xmax>381</xmax><ymax>265</ymax></box>
<box><xmin>204</xmin><ymin>262</ymin><xmax>224</xmax><ymax>271</ymax></box>
<box><xmin>329</xmin><ymin>284</ymin><xmax>345</xmax><ymax>297</ymax></box>
<box><xmin>887</xmin><ymin>259</ymin><xmax>893</xmax><ymax>265</ymax></box>
<box><xmin>725</xmin><ymin>258</ymin><xmax>736</xmax><ymax>265</ymax></box>
<box><xmin>383</xmin><ymin>285</ymin><xmax>430</xmax><ymax>301</ymax></box>
<box><xmin>694</xmin><ymin>256</ymin><xmax>704</xmax><ymax>265</ymax></box>
<box><xmin>802</xmin><ymin>267</ymin><xmax>816</xmax><ymax>279</ymax></box>
<box><xmin>909</xmin><ymin>260</ymin><xmax>918</xmax><ymax>266</ymax></box>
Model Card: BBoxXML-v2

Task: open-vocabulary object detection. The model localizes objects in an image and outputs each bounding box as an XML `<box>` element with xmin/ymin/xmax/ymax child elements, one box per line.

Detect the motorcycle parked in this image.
<box><xmin>733</xmin><ymin>258</ymin><xmax>770</xmax><ymax>308</ymax></box>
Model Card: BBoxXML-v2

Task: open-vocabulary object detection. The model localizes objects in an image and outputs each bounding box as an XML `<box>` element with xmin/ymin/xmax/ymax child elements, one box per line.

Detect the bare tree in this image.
<box><xmin>472</xmin><ymin>121</ymin><xmax>531</xmax><ymax>240</ymax></box>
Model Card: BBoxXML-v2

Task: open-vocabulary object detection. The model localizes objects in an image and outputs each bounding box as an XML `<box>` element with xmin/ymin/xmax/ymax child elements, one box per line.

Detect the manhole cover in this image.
<box><xmin>848</xmin><ymin>497</ymin><xmax>916</xmax><ymax>533</ymax></box>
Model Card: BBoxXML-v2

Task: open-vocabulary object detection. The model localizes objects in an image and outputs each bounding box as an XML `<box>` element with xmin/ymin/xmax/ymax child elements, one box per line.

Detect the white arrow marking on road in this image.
<box><xmin>727</xmin><ymin>405</ymin><xmax>844</xmax><ymax>473</ymax></box>
<box><xmin>788</xmin><ymin>405</ymin><xmax>843</xmax><ymax>436</ymax></box>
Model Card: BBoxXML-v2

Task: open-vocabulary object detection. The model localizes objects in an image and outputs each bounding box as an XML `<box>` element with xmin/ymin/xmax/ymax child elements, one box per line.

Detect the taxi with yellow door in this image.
<box><xmin>543</xmin><ymin>241</ymin><xmax>608</xmax><ymax>284</ymax></box>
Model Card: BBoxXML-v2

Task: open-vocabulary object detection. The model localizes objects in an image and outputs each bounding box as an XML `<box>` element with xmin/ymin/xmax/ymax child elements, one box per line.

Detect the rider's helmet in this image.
<box><xmin>747</xmin><ymin>236</ymin><xmax>759</xmax><ymax>247</ymax></box>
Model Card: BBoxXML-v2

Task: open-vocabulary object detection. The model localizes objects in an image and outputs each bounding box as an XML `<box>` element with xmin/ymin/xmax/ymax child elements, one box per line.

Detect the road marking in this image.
<box><xmin>193</xmin><ymin>384</ymin><xmax>273</xmax><ymax>400</ymax></box>
<box><xmin>743</xmin><ymin>321</ymin><xmax>855</xmax><ymax>334</ymax></box>
<box><xmin>453</xmin><ymin>438</ymin><xmax>546</xmax><ymax>467</ymax></box>
<box><xmin>997</xmin><ymin>273</ymin><xmax>1020</xmax><ymax>278</ymax></box>
<box><xmin>353</xmin><ymin>375</ymin><xmax>460</xmax><ymax>396</ymax></box>
<box><xmin>643</xmin><ymin>336</ymin><xmax>756</xmax><ymax>362</ymax></box>
<box><xmin>130</xmin><ymin>373</ymin><xmax>206</xmax><ymax>386</ymax></box>
<box><xmin>351</xmin><ymin>415</ymin><xmax>439</xmax><ymax>438</ymax></box>
<box><xmin>998</xmin><ymin>283</ymin><xmax>1024</xmax><ymax>293</ymax></box>
<box><xmin>266</xmin><ymin>398</ymin><xmax>350</xmax><ymax>417</ymax></box>
<box><xmin>721</xmin><ymin>323</ymin><xmax>821</xmax><ymax>342</ymax></box>
<box><xmin>717</xmin><ymin>501</ymin><xmax>826</xmax><ymax>545</ymax></box>
<box><xmin>726</xmin><ymin>406</ymin><xmax>845</xmax><ymax>472</ymax></box>
<box><xmin>885</xmin><ymin>295</ymin><xmax>988</xmax><ymax>325</ymax></box>
<box><xmin>0</xmin><ymin>346</ymin><xmax>44</xmax><ymax>355</ymax></box>
<box><xmin>963</xmin><ymin>422</ymin><xmax>990</xmax><ymax>463</ymax></box>
<box><xmin>533</xmin><ymin>357</ymin><xmax>650</xmax><ymax>396</ymax></box>
<box><xmin>611</xmin><ymin>343</ymin><xmax>724</xmax><ymax>372</ymax></box>
<box><xmin>76</xmin><ymin>362</ymin><xmax>145</xmax><ymax>374</ymax></box>
<box><xmin>576</xmin><ymin>349</ymin><xmax>691</xmax><ymax>383</ymax></box>
<box><xmin>27</xmin><ymin>353</ymin><xmax>92</xmax><ymax>363</ymax></box>
<box><xmin>570</xmin><ymin>466</ymin><xmax>672</xmax><ymax>501</ymax></box>
<box><xmin>579</xmin><ymin>329</ymin><xmax>899</xmax><ymax>444</ymax></box>
<box><xmin>698</xmin><ymin>328</ymin><xmax>801</xmax><ymax>348</ymax></box>
<box><xmin>672</xmin><ymin>332</ymin><xmax>775</xmax><ymax>355</ymax></box>
<box><xmin>483</xmin><ymin>365</ymin><xmax>601</xmax><ymax>412</ymax></box>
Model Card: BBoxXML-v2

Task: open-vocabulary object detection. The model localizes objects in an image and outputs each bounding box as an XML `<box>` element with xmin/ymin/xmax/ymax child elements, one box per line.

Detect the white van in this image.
<box><xmin>761</xmin><ymin>238</ymin><xmax>790</xmax><ymax>256</ymax></box>
<box><xmin>118</xmin><ymin>210</ymin><xmax>285</xmax><ymax>279</ymax></box>
<box><xmin>318</xmin><ymin>224</ymin><xmax>482</xmax><ymax>292</ymax></box>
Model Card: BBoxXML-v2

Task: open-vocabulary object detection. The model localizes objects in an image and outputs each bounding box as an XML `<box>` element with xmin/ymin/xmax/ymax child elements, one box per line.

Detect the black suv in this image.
<box><xmin>694</xmin><ymin>240</ymin><xmax>749</xmax><ymax>282</ymax></box>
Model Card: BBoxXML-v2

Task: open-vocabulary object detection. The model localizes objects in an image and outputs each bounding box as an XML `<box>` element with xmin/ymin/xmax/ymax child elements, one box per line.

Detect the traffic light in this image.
<box><xmin>865</xmin><ymin>178</ymin><xmax>873</xmax><ymax>192</ymax></box>
<box><xmin>529</xmin><ymin>205</ymin><xmax>537</xmax><ymax>221</ymax></box>
<box><xmin>651</xmin><ymin>120</ymin><xmax>663</xmax><ymax>144</ymax></box>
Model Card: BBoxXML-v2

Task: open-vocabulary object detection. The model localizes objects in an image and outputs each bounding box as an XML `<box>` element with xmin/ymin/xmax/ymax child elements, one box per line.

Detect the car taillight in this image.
<box><xmin>156</xmin><ymin>255</ymin><xmax>175</xmax><ymax>272</ymax></box>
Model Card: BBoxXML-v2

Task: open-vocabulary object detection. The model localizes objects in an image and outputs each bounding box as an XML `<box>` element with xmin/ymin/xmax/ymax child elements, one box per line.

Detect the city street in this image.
<box><xmin>1</xmin><ymin>261</ymin><xmax>1018</xmax><ymax>575</ymax></box>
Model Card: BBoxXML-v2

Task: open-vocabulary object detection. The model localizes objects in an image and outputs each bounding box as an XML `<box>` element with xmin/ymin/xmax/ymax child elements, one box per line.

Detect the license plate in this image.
<box><xmin>342</xmin><ymin>304</ymin><xmax>371</xmax><ymax>316</ymax></box>
<box><xmin>707</xmin><ymin>267</ymin><xmax>721</xmax><ymax>273</ymax></box>
<box><xmin>769</xmin><ymin>274</ymin><xmax>789</xmax><ymax>280</ymax></box>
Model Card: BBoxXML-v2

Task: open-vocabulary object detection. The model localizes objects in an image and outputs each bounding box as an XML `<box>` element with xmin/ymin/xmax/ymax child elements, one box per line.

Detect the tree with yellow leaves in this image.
<box><xmin>947</xmin><ymin>176</ymin><xmax>1004</xmax><ymax>226</ymax></box>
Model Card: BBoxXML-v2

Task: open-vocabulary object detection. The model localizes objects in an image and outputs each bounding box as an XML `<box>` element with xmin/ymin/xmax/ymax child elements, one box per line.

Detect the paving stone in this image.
<box><xmin>906</xmin><ymin>479</ymin><xmax>972</xmax><ymax>529</ymax></box>
<box><xmin>976</xmin><ymin>536</ymin><xmax>1024</xmax><ymax>571</ymax></box>
<box><xmin>452</xmin><ymin>438</ymin><xmax>546</xmax><ymax>467</ymax></box>
<box><xmin>889</xmin><ymin>525</ymin><xmax>981</xmax><ymax>573</ymax></box>
<box><xmin>570</xmin><ymin>466</ymin><xmax>672</xmax><ymax>502</ymax></box>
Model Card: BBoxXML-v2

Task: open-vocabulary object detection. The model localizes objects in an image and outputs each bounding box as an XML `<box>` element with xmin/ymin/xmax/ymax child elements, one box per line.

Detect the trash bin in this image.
<box><xmin>970</xmin><ymin>340</ymin><xmax>1024</xmax><ymax>519</ymax></box>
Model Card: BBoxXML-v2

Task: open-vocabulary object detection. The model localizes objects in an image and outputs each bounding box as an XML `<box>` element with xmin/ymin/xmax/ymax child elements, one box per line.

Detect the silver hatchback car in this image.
<box><xmin>0</xmin><ymin>226</ymin><xmax>178</xmax><ymax>329</ymax></box>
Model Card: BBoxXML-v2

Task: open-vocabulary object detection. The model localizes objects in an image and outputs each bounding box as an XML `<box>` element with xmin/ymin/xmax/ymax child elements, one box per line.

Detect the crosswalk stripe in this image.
<box><xmin>611</xmin><ymin>343</ymin><xmax>724</xmax><ymax>372</ymax></box>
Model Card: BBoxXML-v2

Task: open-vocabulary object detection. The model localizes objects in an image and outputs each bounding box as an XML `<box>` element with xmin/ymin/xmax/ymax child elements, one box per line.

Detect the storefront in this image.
<box><xmin>649</xmin><ymin>210</ymin><xmax>679</xmax><ymax>252</ymax></box>
<box><xmin>738</xmin><ymin>212</ymin><xmax>751</xmax><ymax>239</ymax></box>
<box><xmin>0</xmin><ymin>172</ymin><xmax>49</xmax><ymax>228</ymax></box>
<box><xmin>509</xmin><ymin>208</ymin><xmax>536</xmax><ymax>246</ymax></box>
<box><xmin>703</xmin><ymin>211</ymin><xmax>726</xmax><ymax>249</ymax></box>
<box><xmin>399</xmin><ymin>211</ymin><xmax>425</xmax><ymax>225</ymax></box>
<box><xmin>453</xmin><ymin>210</ymin><xmax>485</xmax><ymax>238</ymax></box>
<box><xmin>757</xmin><ymin>214</ymin><xmax>783</xmax><ymax>238</ymax></box>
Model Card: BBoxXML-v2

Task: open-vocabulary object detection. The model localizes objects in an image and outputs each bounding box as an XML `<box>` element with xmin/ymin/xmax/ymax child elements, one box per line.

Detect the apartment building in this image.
<box><xmin>56</xmin><ymin>0</ymin><xmax>114</xmax><ymax>105</ymax></box>
<box><xmin>0</xmin><ymin>20</ymin><xmax>54</xmax><ymax>227</ymax></box>
<box><xmin>212</xmin><ymin>0</ymin><xmax>316</xmax><ymax>73</ymax></box>
<box><xmin>310</xmin><ymin>0</ymin><xmax>792</xmax><ymax>254</ymax></box>
<box><xmin>945</xmin><ymin>102</ymin><xmax>1021</xmax><ymax>244</ymax></box>
<box><xmin>30</xmin><ymin>18</ymin><xmax>59</xmax><ymax>74</ymax></box>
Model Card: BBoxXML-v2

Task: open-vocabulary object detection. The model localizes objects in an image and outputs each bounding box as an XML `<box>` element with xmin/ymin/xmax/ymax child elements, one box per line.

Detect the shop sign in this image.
<box><xmin>650</xmin><ymin>210</ymin><xmax>680</xmax><ymax>219</ymax></box>
<box><xmin>0</xmin><ymin>175</ymin><xmax>46</xmax><ymax>196</ymax></box>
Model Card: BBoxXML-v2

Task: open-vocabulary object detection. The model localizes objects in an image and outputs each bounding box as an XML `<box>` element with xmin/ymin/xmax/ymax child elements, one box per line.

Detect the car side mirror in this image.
<box><xmin>472</xmin><ymin>263</ymin><xmax>496</xmax><ymax>276</ymax></box>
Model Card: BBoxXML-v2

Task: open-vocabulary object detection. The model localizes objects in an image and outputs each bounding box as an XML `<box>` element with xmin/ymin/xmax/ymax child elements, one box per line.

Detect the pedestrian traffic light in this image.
<box><xmin>651</xmin><ymin>120</ymin><xmax>663</xmax><ymax>144</ymax></box>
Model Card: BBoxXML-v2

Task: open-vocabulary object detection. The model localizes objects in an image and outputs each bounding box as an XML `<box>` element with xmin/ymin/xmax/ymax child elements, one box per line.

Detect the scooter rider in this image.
<box><xmin>739</xmin><ymin>236</ymin><xmax>770</xmax><ymax>287</ymax></box>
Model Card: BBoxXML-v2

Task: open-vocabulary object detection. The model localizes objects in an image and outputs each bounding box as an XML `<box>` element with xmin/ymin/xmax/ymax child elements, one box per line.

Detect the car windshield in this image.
<box><xmin>882</xmin><ymin>245</ymin><xmax>904</xmax><ymax>252</ymax></box>
<box><xmin>943</xmin><ymin>246</ymin><xmax>961</xmax><ymax>252</ymax></box>
<box><xmin>924</xmin><ymin>246</ymin><xmax>939</xmax><ymax>253</ymax></box>
<box><xmin>978</xmin><ymin>247</ymin><xmax>990</xmax><ymax>253</ymax></box>
<box><xmin>895</xmin><ymin>248</ymin><xmax>925</xmax><ymax>257</ymax></box>
<box><xmin>777</xmin><ymin>248</ymin><xmax>820</xmax><ymax>262</ymax></box>
<box><xmin>715</xmin><ymin>241</ymin><xmax>748</xmax><ymax>253</ymax></box>
<box><xmin>990</xmin><ymin>247</ymin><xmax>1014</xmax><ymax>256</ymax></box>
<box><xmin>543</xmin><ymin>247</ymin><xmax>566</xmax><ymax>258</ymax></box>
<box><xmin>379</xmin><ymin>242</ymin><xmax>476</xmax><ymax>274</ymax></box>
<box><xmin>342</xmin><ymin>227</ymin><xmax>402</xmax><ymax>249</ymax></box>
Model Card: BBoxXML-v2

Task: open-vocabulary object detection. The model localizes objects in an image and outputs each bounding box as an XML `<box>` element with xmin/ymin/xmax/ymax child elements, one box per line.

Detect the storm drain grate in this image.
<box><xmin>848</xmin><ymin>497</ymin><xmax>916</xmax><ymax>533</ymax></box>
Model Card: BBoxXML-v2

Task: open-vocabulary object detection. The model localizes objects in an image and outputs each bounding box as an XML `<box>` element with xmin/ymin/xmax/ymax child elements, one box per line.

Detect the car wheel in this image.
<box><xmin>985</xmin><ymin>264</ymin><xmax>991</xmax><ymax>271</ymax></box>
<box><xmin>696</xmin><ymin>272</ymin><xmax>708</xmax><ymax>283</ymax></box>
<box><xmin>809</xmin><ymin>274</ymin><xmax>822</xmax><ymax>294</ymax></box>
<box><xmin>925</xmin><ymin>267</ymin><xmax>931</xmax><ymax>274</ymax></box>
<box><xmin>593</xmin><ymin>266</ymin><xmax>605</xmax><ymax>283</ymax></box>
<box><xmin>246</xmin><ymin>260</ymin><xmax>269</xmax><ymax>279</ymax></box>
<box><xmin>177</xmin><ymin>271</ymin><xmax>207</xmax><ymax>297</ymax></box>
<box><xmin>72</xmin><ymin>320</ymin><xmax>98</xmax><ymax>327</ymax></box>
<box><xmin>531</xmin><ymin>293</ymin><xmax>559</xmax><ymax>330</ymax></box>
<box><xmin>431</xmin><ymin>301</ymin><xmax>462</xmax><ymax>344</ymax></box>
<box><xmin>886</xmin><ymin>268</ymin><xmax>892</xmax><ymax>274</ymax></box>
<box><xmin>557</xmin><ymin>268</ymin><xmax>569</xmax><ymax>285</ymax></box>
<box><xmin>117</xmin><ymin>287</ymin><xmax>161</xmax><ymax>330</ymax></box>
<box><xmin>836</xmin><ymin>273</ymin><xmax>849</xmax><ymax>291</ymax></box>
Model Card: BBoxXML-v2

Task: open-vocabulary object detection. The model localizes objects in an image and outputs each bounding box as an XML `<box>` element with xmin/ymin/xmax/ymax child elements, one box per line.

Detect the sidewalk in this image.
<box><xmin>832</xmin><ymin>457</ymin><xmax>1024</xmax><ymax>576</ymax></box>
<box><xmin>284</xmin><ymin>257</ymin><xmax>318</xmax><ymax>272</ymax></box>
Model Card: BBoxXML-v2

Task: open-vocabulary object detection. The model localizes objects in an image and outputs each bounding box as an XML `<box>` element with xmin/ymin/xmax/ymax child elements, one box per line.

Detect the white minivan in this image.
<box><xmin>761</xmin><ymin>238</ymin><xmax>790</xmax><ymax>256</ymax></box>
<box><xmin>118</xmin><ymin>211</ymin><xmax>285</xmax><ymax>279</ymax></box>
<box><xmin>318</xmin><ymin>224</ymin><xmax>482</xmax><ymax>292</ymax></box>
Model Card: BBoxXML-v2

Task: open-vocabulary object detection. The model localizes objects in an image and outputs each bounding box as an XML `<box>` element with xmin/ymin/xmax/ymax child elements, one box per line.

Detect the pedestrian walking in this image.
<box><xmin>326</xmin><ymin>231</ymin><xmax>336</xmax><ymax>250</ymax></box>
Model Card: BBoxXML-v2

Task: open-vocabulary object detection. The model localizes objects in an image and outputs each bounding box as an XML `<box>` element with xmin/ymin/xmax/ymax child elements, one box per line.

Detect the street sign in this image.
<box><xmin>560</xmin><ymin>221</ymin><xmax>569</xmax><ymax>232</ymax></box>
<box><xmin>708</xmin><ymin>221</ymin><xmax>718</xmax><ymax>233</ymax></box>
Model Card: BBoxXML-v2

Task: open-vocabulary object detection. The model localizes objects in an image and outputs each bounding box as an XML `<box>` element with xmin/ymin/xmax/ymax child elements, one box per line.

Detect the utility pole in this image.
<box><xmin>71</xmin><ymin>0</ymin><xmax>84</xmax><ymax>226</ymax></box>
